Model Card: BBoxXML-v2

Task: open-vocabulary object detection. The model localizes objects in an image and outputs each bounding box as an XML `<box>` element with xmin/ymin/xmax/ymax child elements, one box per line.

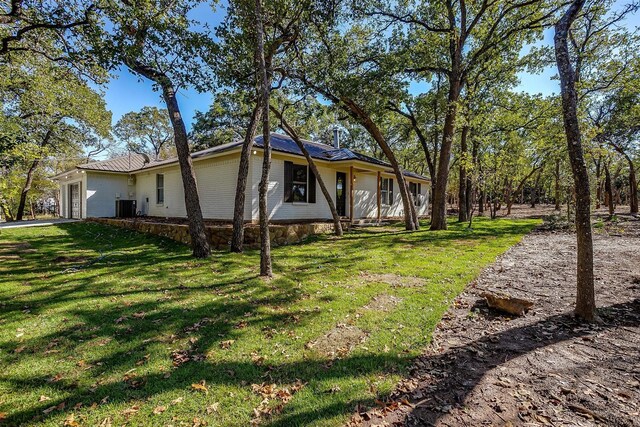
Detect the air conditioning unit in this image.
<box><xmin>115</xmin><ymin>200</ymin><xmax>137</xmax><ymax>218</ymax></box>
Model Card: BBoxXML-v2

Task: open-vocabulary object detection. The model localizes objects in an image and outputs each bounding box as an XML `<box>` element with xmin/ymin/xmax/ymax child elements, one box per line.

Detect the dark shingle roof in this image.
<box><xmin>251</xmin><ymin>134</ymin><xmax>427</xmax><ymax>181</ymax></box>
<box><xmin>66</xmin><ymin>133</ymin><xmax>429</xmax><ymax>181</ymax></box>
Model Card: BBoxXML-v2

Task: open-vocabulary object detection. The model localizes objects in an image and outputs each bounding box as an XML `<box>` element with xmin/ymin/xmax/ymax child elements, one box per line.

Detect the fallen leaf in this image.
<box><xmin>0</xmin><ymin>413</ymin><xmax>6</xmax><ymax>421</ymax></box>
<box><xmin>132</xmin><ymin>311</ymin><xmax>146</xmax><ymax>319</ymax></box>
<box><xmin>39</xmin><ymin>395</ymin><xmax>51</xmax><ymax>402</ymax></box>
<box><xmin>48</xmin><ymin>373</ymin><xmax>63</xmax><ymax>382</ymax></box>
<box><xmin>171</xmin><ymin>397</ymin><xmax>184</xmax><ymax>405</ymax></box>
<box><xmin>325</xmin><ymin>385</ymin><xmax>342</xmax><ymax>394</ymax></box>
<box><xmin>191</xmin><ymin>380</ymin><xmax>209</xmax><ymax>394</ymax></box>
<box><xmin>43</xmin><ymin>402</ymin><xmax>65</xmax><ymax>414</ymax></box>
<box><xmin>63</xmin><ymin>413</ymin><xmax>80</xmax><ymax>427</ymax></box>
<box><xmin>152</xmin><ymin>405</ymin><xmax>166</xmax><ymax>415</ymax></box>
<box><xmin>192</xmin><ymin>417</ymin><xmax>207</xmax><ymax>427</ymax></box>
<box><xmin>234</xmin><ymin>321</ymin><xmax>248</xmax><ymax>329</ymax></box>
<box><xmin>220</xmin><ymin>340</ymin><xmax>235</xmax><ymax>349</ymax></box>
<box><xmin>122</xmin><ymin>405</ymin><xmax>140</xmax><ymax>417</ymax></box>
<box><xmin>99</xmin><ymin>417</ymin><xmax>112</xmax><ymax>427</ymax></box>
<box><xmin>136</xmin><ymin>354</ymin><xmax>150</xmax><ymax>366</ymax></box>
<box><xmin>251</xmin><ymin>352</ymin><xmax>265</xmax><ymax>366</ymax></box>
<box><xmin>14</xmin><ymin>346</ymin><xmax>26</xmax><ymax>354</ymax></box>
<box><xmin>206</xmin><ymin>402</ymin><xmax>220</xmax><ymax>414</ymax></box>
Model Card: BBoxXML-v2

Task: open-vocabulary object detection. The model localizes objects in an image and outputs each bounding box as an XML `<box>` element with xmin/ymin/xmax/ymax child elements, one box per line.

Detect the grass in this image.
<box><xmin>0</xmin><ymin>217</ymin><xmax>539</xmax><ymax>426</ymax></box>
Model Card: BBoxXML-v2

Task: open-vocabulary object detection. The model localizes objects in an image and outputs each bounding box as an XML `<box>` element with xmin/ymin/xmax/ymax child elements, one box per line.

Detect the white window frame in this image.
<box><xmin>156</xmin><ymin>174</ymin><xmax>165</xmax><ymax>205</ymax></box>
<box><xmin>381</xmin><ymin>178</ymin><xmax>392</xmax><ymax>205</ymax></box>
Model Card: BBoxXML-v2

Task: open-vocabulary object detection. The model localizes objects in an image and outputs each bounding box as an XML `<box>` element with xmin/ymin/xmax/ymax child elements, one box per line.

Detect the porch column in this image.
<box><xmin>377</xmin><ymin>171</ymin><xmax>381</xmax><ymax>223</ymax></box>
<box><xmin>350</xmin><ymin>166</ymin><xmax>354</xmax><ymax>223</ymax></box>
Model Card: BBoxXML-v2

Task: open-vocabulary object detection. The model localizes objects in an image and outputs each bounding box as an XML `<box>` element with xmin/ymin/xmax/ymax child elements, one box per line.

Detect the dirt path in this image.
<box><xmin>350</xmin><ymin>216</ymin><xmax>640</xmax><ymax>427</ymax></box>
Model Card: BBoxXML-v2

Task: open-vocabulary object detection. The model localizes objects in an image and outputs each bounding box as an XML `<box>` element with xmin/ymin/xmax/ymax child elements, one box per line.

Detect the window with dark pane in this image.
<box><xmin>156</xmin><ymin>174</ymin><xmax>164</xmax><ymax>205</ymax></box>
<box><xmin>292</xmin><ymin>164</ymin><xmax>308</xmax><ymax>202</ymax></box>
<box><xmin>409</xmin><ymin>182</ymin><xmax>421</xmax><ymax>206</ymax></box>
<box><xmin>381</xmin><ymin>178</ymin><xmax>393</xmax><ymax>205</ymax></box>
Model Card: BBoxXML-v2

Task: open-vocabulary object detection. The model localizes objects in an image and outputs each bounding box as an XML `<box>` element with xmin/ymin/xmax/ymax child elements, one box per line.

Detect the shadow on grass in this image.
<box><xmin>0</xmin><ymin>218</ymin><xmax>542</xmax><ymax>426</ymax></box>
<box><xmin>4</xmin><ymin>293</ymin><xmax>638</xmax><ymax>427</ymax></box>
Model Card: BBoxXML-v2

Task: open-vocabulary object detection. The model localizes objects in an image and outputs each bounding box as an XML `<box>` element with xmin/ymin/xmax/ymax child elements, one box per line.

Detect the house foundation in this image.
<box><xmin>87</xmin><ymin>217</ymin><xmax>341</xmax><ymax>249</ymax></box>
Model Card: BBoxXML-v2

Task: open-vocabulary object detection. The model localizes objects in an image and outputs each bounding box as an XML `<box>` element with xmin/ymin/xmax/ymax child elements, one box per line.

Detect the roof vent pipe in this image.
<box><xmin>333</xmin><ymin>127</ymin><xmax>340</xmax><ymax>149</ymax></box>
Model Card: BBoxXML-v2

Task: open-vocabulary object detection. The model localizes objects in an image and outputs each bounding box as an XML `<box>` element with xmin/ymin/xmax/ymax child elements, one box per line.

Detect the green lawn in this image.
<box><xmin>0</xmin><ymin>217</ymin><xmax>538</xmax><ymax>426</ymax></box>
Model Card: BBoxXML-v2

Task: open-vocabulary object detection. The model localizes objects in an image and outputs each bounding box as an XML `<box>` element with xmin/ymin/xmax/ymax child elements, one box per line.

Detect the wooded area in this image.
<box><xmin>1</xmin><ymin>2</ymin><xmax>639</xmax><ymax>426</ymax></box>
<box><xmin>1</xmin><ymin>0</ymin><xmax>639</xmax><ymax>315</ymax></box>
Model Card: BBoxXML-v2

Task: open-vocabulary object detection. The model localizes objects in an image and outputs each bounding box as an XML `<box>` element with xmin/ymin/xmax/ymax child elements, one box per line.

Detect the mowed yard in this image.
<box><xmin>0</xmin><ymin>218</ymin><xmax>538</xmax><ymax>426</ymax></box>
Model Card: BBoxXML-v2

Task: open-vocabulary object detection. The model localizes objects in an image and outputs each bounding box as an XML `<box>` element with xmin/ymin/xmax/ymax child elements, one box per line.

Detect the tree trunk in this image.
<box><xmin>431</xmin><ymin>77</ymin><xmax>462</xmax><ymax>230</ymax></box>
<box><xmin>555</xmin><ymin>0</ymin><xmax>597</xmax><ymax>322</ymax></box>
<box><xmin>16</xmin><ymin>159</ymin><xmax>40</xmax><ymax>221</ymax></box>
<box><xmin>389</xmin><ymin>103</ymin><xmax>437</xmax><ymax>213</ymax></box>
<box><xmin>130</xmin><ymin>63</ymin><xmax>211</xmax><ymax>258</ymax></box>
<box><xmin>255</xmin><ymin>0</ymin><xmax>272</xmax><ymax>277</ymax></box>
<box><xmin>604</xmin><ymin>162</ymin><xmax>614</xmax><ymax>216</ymax></box>
<box><xmin>555</xmin><ymin>159</ymin><xmax>561</xmax><ymax>210</ymax></box>
<box><xmin>16</xmin><ymin>126</ymin><xmax>54</xmax><ymax>221</ymax></box>
<box><xmin>458</xmin><ymin>125</ymin><xmax>469</xmax><ymax>222</ymax></box>
<box><xmin>530</xmin><ymin>171</ymin><xmax>542</xmax><ymax>208</ymax></box>
<box><xmin>296</xmin><ymin>81</ymin><xmax>417</xmax><ymax>230</ymax></box>
<box><xmin>594</xmin><ymin>157</ymin><xmax>602</xmax><ymax>209</ymax></box>
<box><xmin>342</xmin><ymin>98</ymin><xmax>417</xmax><ymax>230</ymax></box>
<box><xmin>1</xmin><ymin>203</ymin><xmax>13</xmax><ymax>222</ymax></box>
<box><xmin>274</xmin><ymin>108</ymin><xmax>343</xmax><ymax>236</ymax></box>
<box><xmin>505</xmin><ymin>179</ymin><xmax>513</xmax><ymax>215</ymax></box>
<box><xmin>230</xmin><ymin>101</ymin><xmax>262</xmax><ymax>252</ymax></box>
<box><xmin>626</xmin><ymin>157</ymin><xmax>638</xmax><ymax>214</ymax></box>
<box><xmin>466</xmin><ymin>139</ymin><xmax>477</xmax><ymax>220</ymax></box>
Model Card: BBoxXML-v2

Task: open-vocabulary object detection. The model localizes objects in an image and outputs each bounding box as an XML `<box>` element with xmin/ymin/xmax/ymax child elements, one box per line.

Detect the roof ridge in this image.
<box><xmin>258</xmin><ymin>132</ymin><xmax>336</xmax><ymax>149</ymax></box>
<box><xmin>78</xmin><ymin>153</ymin><xmax>142</xmax><ymax>168</ymax></box>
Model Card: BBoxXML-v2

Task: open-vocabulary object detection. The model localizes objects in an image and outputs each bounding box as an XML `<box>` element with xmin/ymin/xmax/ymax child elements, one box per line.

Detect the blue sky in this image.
<box><xmin>102</xmin><ymin>3</ymin><xmax>637</xmax><ymax>132</ymax></box>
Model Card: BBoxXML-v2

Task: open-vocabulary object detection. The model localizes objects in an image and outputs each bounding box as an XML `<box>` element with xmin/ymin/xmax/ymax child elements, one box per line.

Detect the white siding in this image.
<box><xmin>135</xmin><ymin>154</ymin><xmax>252</xmax><ymax>220</ymax></box>
<box><xmin>381</xmin><ymin>175</ymin><xmax>430</xmax><ymax>218</ymax></box>
<box><xmin>416</xmin><ymin>183</ymin><xmax>430</xmax><ymax>216</ymax></box>
<box><xmin>253</xmin><ymin>154</ymin><xmax>340</xmax><ymax>221</ymax></box>
<box><xmin>86</xmin><ymin>173</ymin><xmax>133</xmax><ymax>217</ymax></box>
<box><xmin>136</xmin><ymin>167</ymin><xmax>185</xmax><ymax>218</ymax></box>
<box><xmin>63</xmin><ymin>151</ymin><xmax>430</xmax><ymax>221</ymax></box>
<box><xmin>197</xmin><ymin>156</ymin><xmax>250</xmax><ymax>220</ymax></box>
<box><xmin>250</xmin><ymin>154</ymin><xmax>430</xmax><ymax>221</ymax></box>
<box><xmin>353</xmin><ymin>172</ymin><xmax>378</xmax><ymax>218</ymax></box>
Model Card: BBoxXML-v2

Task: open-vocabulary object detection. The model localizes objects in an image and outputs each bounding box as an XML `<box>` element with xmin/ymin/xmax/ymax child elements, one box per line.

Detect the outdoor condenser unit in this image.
<box><xmin>115</xmin><ymin>200</ymin><xmax>137</xmax><ymax>218</ymax></box>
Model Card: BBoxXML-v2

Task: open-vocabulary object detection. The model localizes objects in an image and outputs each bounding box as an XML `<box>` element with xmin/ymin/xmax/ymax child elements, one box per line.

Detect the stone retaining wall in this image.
<box><xmin>87</xmin><ymin>218</ymin><xmax>337</xmax><ymax>249</ymax></box>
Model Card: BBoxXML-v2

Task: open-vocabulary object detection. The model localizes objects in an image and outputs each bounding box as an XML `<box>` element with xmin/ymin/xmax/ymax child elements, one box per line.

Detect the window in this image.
<box><xmin>284</xmin><ymin>161</ymin><xmax>316</xmax><ymax>203</ymax></box>
<box><xmin>409</xmin><ymin>182</ymin><xmax>422</xmax><ymax>206</ymax></box>
<box><xmin>156</xmin><ymin>174</ymin><xmax>164</xmax><ymax>204</ymax></box>
<box><xmin>381</xmin><ymin>178</ymin><xmax>394</xmax><ymax>205</ymax></box>
<box><xmin>292</xmin><ymin>164</ymin><xmax>308</xmax><ymax>202</ymax></box>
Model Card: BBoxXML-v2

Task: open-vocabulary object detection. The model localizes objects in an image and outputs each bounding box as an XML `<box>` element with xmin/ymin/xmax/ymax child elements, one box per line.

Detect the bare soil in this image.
<box><xmin>362</xmin><ymin>294</ymin><xmax>403</xmax><ymax>312</ymax></box>
<box><xmin>351</xmin><ymin>213</ymin><xmax>640</xmax><ymax>427</ymax></box>
<box><xmin>359</xmin><ymin>273</ymin><xmax>426</xmax><ymax>288</ymax></box>
<box><xmin>308</xmin><ymin>325</ymin><xmax>368</xmax><ymax>358</ymax></box>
